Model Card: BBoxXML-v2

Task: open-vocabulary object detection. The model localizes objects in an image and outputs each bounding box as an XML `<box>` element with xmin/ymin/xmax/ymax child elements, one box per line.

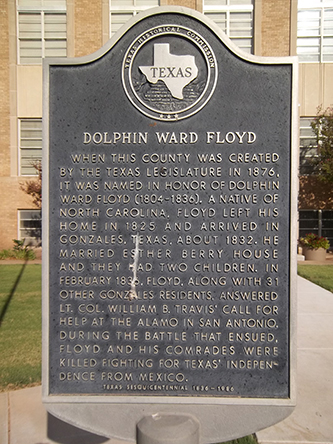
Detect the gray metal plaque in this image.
<box><xmin>43</xmin><ymin>6</ymin><xmax>298</xmax><ymax>442</ymax></box>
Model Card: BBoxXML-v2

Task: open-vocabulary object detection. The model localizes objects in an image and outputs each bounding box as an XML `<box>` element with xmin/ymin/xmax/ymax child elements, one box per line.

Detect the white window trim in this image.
<box><xmin>299</xmin><ymin>117</ymin><xmax>319</xmax><ymax>175</ymax></box>
<box><xmin>203</xmin><ymin>4</ymin><xmax>253</xmax><ymax>13</ymax></box>
<box><xmin>109</xmin><ymin>0</ymin><xmax>160</xmax><ymax>37</ymax></box>
<box><xmin>18</xmin><ymin>209</ymin><xmax>42</xmax><ymax>246</ymax></box>
<box><xmin>17</xmin><ymin>0</ymin><xmax>67</xmax><ymax>65</ymax></box>
<box><xmin>19</xmin><ymin>118</ymin><xmax>42</xmax><ymax>176</ymax></box>
<box><xmin>203</xmin><ymin>1</ymin><xmax>254</xmax><ymax>53</ymax></box>
<box><xmin>300</xmin><ymin>117</ymin><xmax>316</xmax><ymax>143</ymax></box>
<box><xmin>204</xmin><ymin>6</ymin><xmax>254</xmax><ymax>33</ymax></box>
<box><xmin>297</xmin><ymin>0</ymin><xmax>333</xmax><ymax>63</ymax></box>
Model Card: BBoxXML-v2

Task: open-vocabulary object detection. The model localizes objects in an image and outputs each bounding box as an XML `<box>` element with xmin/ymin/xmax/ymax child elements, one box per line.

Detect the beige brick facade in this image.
<box><xmin>0</xmin><ymin>178</ymin><xmax>38</xmax><ymax>248</ymax></box>
<box><xmin>0</xmin><ymin>1</ymin><xmax>10</xmax><ymax>178</ymax></box>
<box><xmin>74</xmin><ymin>0</ymin><xmax>103</xmax><ymax>58</ymax></box>
<box><xmin>165</xmin><ymin>0</ymin><xmax>198</xmax><ymax>9</ymax></box>
<box><xmin>261</xmin><ymin>0</ymin><xmax>291</xmax><ymax>57</ymax></box>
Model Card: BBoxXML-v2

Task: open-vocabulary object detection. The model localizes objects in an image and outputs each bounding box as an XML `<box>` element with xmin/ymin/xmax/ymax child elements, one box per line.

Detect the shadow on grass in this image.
<box><xmin>0</xmin><ymin>259</ymin><xmax>28</xmax><ymax>326</ymax></box>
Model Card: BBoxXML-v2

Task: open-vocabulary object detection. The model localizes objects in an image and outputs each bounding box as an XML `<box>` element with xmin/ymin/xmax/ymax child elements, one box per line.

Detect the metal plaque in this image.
<box><xmin>43</xmin><ymin>6</ymin><xmax>298</xmax><ymax>442</ymax></box>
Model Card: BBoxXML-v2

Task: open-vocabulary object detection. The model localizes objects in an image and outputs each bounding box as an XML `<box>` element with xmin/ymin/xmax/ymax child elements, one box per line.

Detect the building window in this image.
<box><xmin>18</xmin><ymin>210</ymin><xmax>42</xmax><ymax>246</ymax></box>
<box><xmin>297</xmin><ymin>0</ymin><xmax>333</xmax><ymax>62</ymax></box>
<box><xmin>203</xmin><ymin>0</ymin><xmax>254</xmax><ymax>54</ymax></box>
<box><xmin>19</xmin><ymin>119</ymin><xmax>42</xmax><ymax>176</ymax></box>
<box><xmin>110</xmin><ymin>0</ymin><xmax>159</xmax><ymax>36</ymax></box>
<box><xmin>17</xmin><ymin>0</ymin><xmax>67</xmax><ymax>64</ymax></box>
<box><xmin>299</xmin><ymin>117</ymin><xmax>318</xmax><ymax>175</ymax></box>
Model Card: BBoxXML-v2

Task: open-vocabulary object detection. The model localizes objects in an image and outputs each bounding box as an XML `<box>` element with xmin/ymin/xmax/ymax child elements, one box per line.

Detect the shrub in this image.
<box><xmin>0</xmin><ymin>240</ymin><xmax>36</xmax><ymax>260</ymax></box>
<box><xmin>311</xmin><ymin>106</ymin><xmax>333</xmax><ymax>183</ymax></box>
<box><xmin>299</xmin><ymin>233</ymin><xmax>330</xmax><ymax>250</ymax></box>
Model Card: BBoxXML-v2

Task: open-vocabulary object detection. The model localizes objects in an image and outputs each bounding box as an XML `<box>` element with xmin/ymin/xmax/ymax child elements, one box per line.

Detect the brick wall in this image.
<box><xmin>166</xmin><ymin>0</ymin><xmax>197</xmax><ymax>9</ymax></box>
<box><xmin>74</xmin><ymin>0</ymin><xmax>103</xmax><ymax>58</ymax></box>
<box><xmin>0</xmin><ymin>0</ymin><xmax>10</xmax><ymax>178</ymax></box>
<box><xmin>0</xmin><ymin>177</ymin><xmax>39</xmax><ymax>249</ymax></box>
<box><xmin>261</xmin><ymin>0</ymin><xmax>291</xmax><ymax>57</ymax></box>
<box><xmin>0</xmin><ymin>0</ymin><xmax>15</xmax><ymax>249</ymax></box>
<box><xmin>0</xmin><ymin>0</ymin><xmax>40</xmax><ymax>249</ymax></box>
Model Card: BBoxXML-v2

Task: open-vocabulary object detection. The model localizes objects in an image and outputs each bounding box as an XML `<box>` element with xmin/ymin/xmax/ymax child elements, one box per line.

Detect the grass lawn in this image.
<box><xmin>223</xmin><ymin>436</ymin><xmax>257</xmax><ymax>444</ymax></box>
<box><xmin>0</xmin><ymin>263</ymin><xmax>41</xmax><ymax>391</ymax></box>
<box><xmin>297</xmin><ymin>264</ymin><xmax>333</xmax><ymax>292</ymax></box>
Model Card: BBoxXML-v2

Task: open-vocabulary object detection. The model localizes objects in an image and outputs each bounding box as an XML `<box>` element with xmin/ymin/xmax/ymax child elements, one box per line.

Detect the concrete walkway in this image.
<box><xmin>257</xmin><ymin>276</ymin><xmax>333</xmax><ymax>444</ymax></box>
<box><xmin>0</xmin><ymin>276</ymin><xmax>332</xmax><ymax>444</ymax></box>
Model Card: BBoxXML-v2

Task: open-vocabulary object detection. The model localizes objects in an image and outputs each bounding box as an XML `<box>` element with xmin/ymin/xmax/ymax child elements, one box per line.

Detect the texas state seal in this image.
<box><xmin>122</xmin><ymin>25</ymin><xmax>218</xmax><ymax>121</ymax></box>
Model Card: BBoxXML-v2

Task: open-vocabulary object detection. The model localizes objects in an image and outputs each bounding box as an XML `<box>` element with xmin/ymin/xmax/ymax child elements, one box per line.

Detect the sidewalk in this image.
<box><xmin>0</xmin><ymin>276</ymin><xmax>332</xmax><ymax>444</ymax></box>
<box><xmin>257</xmin><ymin>276</ymin><xmax>333</xmax><ymax>444</ymax></box>
<box><xmin>0</xmin><ymin>385</ymin><xmax>120</xmax><ymax>444</ymax></box>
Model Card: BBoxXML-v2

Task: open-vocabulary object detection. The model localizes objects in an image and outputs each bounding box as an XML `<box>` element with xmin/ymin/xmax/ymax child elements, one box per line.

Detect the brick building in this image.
<box><xmin>0</xmin><ymin>0</ymin><xmax>332</xmax><ymax>249</ymax></box>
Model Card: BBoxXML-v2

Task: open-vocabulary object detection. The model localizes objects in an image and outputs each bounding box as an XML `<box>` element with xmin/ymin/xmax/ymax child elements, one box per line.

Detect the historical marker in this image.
<box><xmin>43</xmin><ymin>7</ymin><xmax>298</xmax><ymax>442</ymax></box>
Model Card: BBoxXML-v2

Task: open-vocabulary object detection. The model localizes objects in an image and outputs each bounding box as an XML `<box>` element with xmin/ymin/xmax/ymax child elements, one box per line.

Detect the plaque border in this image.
<box><xmin>42</xmin><ymin>6</ymin><xmax>298</xmax><ymax>441</ymax></box>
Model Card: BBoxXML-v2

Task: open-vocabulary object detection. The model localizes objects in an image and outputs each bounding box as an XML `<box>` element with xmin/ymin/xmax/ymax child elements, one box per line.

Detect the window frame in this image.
<box><xmin>17</xmin><ymin>0</ymin><xmax>67</xmax><ymax>65</ymax></box>
<box><xmin>109</xmin><ymin>0</ymin><xmax>160</xmax><ymax>37</ymax></box>
<box><xmin>297</xmin><ymin>0</ymin><xmax>333</xmax><ymax>63</ymax></box>
<box><xmin>299</xmin><ymin>116</ymin><xmax>319</xmax><ymax>176</ymax></box>
<box><xmin>18</xmin><ymin>209</ymin><xmax>42</xmax><ymax>246</ymax></box>
<box><xmin>203</xmin><ymin>0</ymin><xmax>254</xmax><ymax>54</ymax></box>
<box><xmin>19</xmin><ymin>118</ymin><xmax>43</xmax><ymax>176</ymax></box>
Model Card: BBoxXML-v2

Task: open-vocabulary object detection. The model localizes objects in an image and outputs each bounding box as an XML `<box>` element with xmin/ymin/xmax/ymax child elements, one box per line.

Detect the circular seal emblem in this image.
<box><xmin>122</xmin><ymin>25</ymin><xmax>218</xmax><ymax>121</ymax></box>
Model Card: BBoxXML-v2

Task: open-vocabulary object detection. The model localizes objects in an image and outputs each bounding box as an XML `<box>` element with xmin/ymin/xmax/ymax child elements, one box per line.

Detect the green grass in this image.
<box><xmin>0</xmin><ymin>264</ymin><xmax>41</xmax><ymax>391</ymax></box>
<box><xmin>222</xmin><ymin>435</ymin><xmax>257</xmax><ymax>444</ymax></box>
<box><xmin>298</xmin><ymin>264</ymin><xmax>333</xmax><ymax>292</ymax></box>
